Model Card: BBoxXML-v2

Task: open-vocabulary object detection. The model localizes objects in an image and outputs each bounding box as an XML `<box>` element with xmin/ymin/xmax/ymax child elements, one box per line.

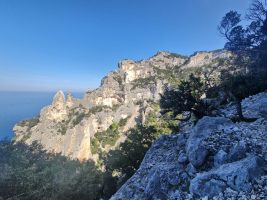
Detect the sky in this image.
<box><xmin>0</xmin><ymin>0</ymin><xmax>252</xmax><ymax>92</ymax></box>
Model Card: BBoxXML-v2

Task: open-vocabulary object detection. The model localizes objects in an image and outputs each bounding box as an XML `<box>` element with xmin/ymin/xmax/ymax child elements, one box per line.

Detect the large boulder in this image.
<box><xmin>240</xmin><ymin>92</ymin><xmax>267</xmax><ymax>118</ymax></box>
<box><xmin>190</xmin><ymin>155</ymin><xmax>267</xmax><ymax>198</ymax></box>
<box><xmin>186</xmin><ymin>116</ymin><xmax>235</xmax><ymax>168</ymax></box>
<box><xmin>228</xmin><ymin>141</ymin><xmax>247</xmax><ymax>162</ymax></box>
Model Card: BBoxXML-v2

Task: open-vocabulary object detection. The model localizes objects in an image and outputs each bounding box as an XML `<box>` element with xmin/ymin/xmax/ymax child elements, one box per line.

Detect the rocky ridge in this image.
<box><xmin>13</xmin><ymin>50</ymin><xmax>232</xmax><ymax>161</ymax></box>
<box><xmin>111</xmin><ymin>92</ymin><xmax>267</xmax><ymax>200</ymax></box>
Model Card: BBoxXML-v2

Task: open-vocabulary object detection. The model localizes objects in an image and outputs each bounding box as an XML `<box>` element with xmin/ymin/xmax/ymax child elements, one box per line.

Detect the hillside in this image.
<box><xmin>111</xmin><ymin>92</ymin><xmax>267</xmax><ymax>199</ymax></box>
<box><xmin>13</xmin><ymin>50</ymin><xmax>232</xmax><ymax>161</ymax></box>
<box><xmin>6</xmin><ymin>1</ymin><xmax>267</xmax><ymax>199</ymax></box>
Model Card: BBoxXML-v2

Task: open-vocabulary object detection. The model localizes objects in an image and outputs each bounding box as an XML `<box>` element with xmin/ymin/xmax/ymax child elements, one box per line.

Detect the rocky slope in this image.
<box><xmin>111</xmin><ymin>92</ymin><xmax>267</xmax><ymax>200</ymax></box>
<box><xmin>13</xmin><ymin>50</ymin><xmax>231</xmax><ymax>161</ymax></box>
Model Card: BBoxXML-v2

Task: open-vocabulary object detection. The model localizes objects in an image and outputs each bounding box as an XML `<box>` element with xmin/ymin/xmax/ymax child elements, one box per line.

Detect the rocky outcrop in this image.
<box><xmin>111</xmin><ymin>92</ymin><xmax>267</xmax><ymax>199</ymax></box>
<box><xmin>183</xmin><ymin>50</ymin><xmax>231</xmax><ymax>69</ymax></box>
<box><xmin>13</xmin><ymin>50</ymin><xmax>232</xmax><ymax>161</ymax></box>
<box><xmin>40</xmin><ymin>90</ymin><xmax>68</xmax><ymax>122</ymax></box>
<box><xmin>186</xmin><ymin>117</ymin><xmax>235</xmax><ymax>168</ymax></box>
<box><xmin>190</xmin><ymin>155</ymin><xmax>266</xmax><ymax>198</ymax></box>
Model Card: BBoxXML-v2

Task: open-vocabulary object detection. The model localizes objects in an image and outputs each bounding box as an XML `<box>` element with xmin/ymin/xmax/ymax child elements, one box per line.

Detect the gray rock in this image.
<box><xmin>167</xmin><ymin>170</ymin><xmax>182</xmax><ymax>186</ymax></box>
<box><xmin>190</xmin><ymin>155</ymin><xmax>267</xmax><ymax>198</ymax></box>
<box><xmin>177</xmin><ymin>133</ymin><xmax>186</xmax><ymax>147</ymax></box>
<box><xmin>180</xmin><ymin>171</ymin><xmax>189</xmax><ymax>181</ymax></box>
<box><xmin>169</xmin><ymin>190</ymin><xmax>183</xmax><ymax>200</ymax></box>
<box><xmin>144</xmin><ymin>169</ymin><xmax>161</xmax><ymax>198</ymax></box>
<box><xmin>228</xmin><ymin>141</ymin><xmax>247</xmax><ymax>162</ymax></box>
<box><xmin>259</xmin><ymin>99</ymin><xmax>267</xmax><ymax>119</ymax></box>
<box><xmin>111</xmin><ymin>134</ymin><xmax>183</xmax><ymax>200</ymax></box>
<box><xmin>186</xmin><ymin>116</ymin><xmax>234</xmax><ymax>168</ymax></box>
<box><xmin>238</xmin><ymin>92</ymin><xmax>267</xmax><ymax>118</ymax></box>
<box><xmin>186</xmin><ymin>163</ymin><xmax>197</xmax><ymax>177</ymax></box>
<box><xmin>178</xmin><ymin>153</ymin><xmax>188</xmax><ymax>164</ymax></box>
<box><xmin>191</xmin><ymin>178</ymin><xmax>227</xmax><ymax>198</ymax></box>
<box><xmin>214</xmin><ymin>150</ymin><xmax>228</xmax><ymax>167</ymax></box>
<box><xmin>111</xmin><ymin>92</ymin><xmax>267</xmax><ymax>200</ymax></box>
<box><xmin>251</xmin><ymin>194</ymin><xmax>257</xmax><ymax>199</ymax></box>
<box><xmin>201</xmin><ymin>196</ymin><xmax>209</xmax><ymax>200</ymax></box>
<box><xmin>189</xmin><ymin>145</ymin><xmax>208</xmax><ymax>168</ymax></box>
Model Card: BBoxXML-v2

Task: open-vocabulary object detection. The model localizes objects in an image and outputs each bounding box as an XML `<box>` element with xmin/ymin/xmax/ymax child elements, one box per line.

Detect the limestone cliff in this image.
<box><xmin>13</xmin><ymin>50</ymin><xmax>232</xmax><ymax>161</ymax></box>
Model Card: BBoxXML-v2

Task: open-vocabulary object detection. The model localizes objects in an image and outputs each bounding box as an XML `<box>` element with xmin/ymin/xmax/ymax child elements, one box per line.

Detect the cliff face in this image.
<box><xmin>111</xmin><ymin>92</ymin><xmax>267</xmax><ymax>200</ymax></box>
<box><xmin>13</xmin><ymin>50</ymin><xmax>232</xmax><ymax>161</ymax></box>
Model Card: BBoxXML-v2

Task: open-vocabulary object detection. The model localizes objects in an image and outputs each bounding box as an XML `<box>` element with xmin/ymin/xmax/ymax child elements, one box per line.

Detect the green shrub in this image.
<box><xmin>131</xmin><ymin>76</ymin><xmax>157</xmax><ymax>90</ymax></box>
<box><xmin>72</xmin><ymin>112</ymin><xmax>86</xmax><ymax>127</ymax></box>
<box><xmin>87</xmin><ymin>105</ymin><xmax>109</xmax><ymax>115</ymax></box>
<box><xmin>104</xmin><ymin>125</ymin><xmax>162</xmax><ymax>186</ymax></box>
<box><xmin>0</xmin><ymin>141</ymin><xmax>104</xmax><ymax>200</ymax></box>
<box><xmin>91</xmin><ymin>138</ymin><xmax>100</xmax><ymax>154</ymax></box>
<box><xmin>118</xmin><ymin>116</ymin><xmax>131</xmax><ymax>128</ymax></box>
<box><xmin>93</xmin><ymin>122</ymin><xmax>120</xmax><ymax>148</ymax></box>
<box><xmin>18</xmin><ymin>117</ymin><xmax>40</xmax><ymax>129</ymax></box>
<box><xmin>113</xmin><ymin>73</ymin><xmax>123</xmax><ymax>86</ymax></box>
<box><xmin>152</xmin><ymin>66</ymin><xmax>177</xmax><ymax>83</ymax></box>
<box><xmin>58</xmin><ymin>123</ymin><xmax>68</xmax><ymax>135</ymax></box>
<box><xmin>166</xmin><ymin>52</ymin><xmax>187</xmax><ymax>59</ymax></box>
<box><xmin>111</xmin><ymin>104</ymin><xmax>121</xmax><ymax>112</ymax></box>
<box><xmin>220</xmin><ymin>72</ymin><xmax>267</xmax><ymax>120</ymax></box>
<box><xmin>20</xmin><ymin>133</ymin><xmax>32</xmax><ymax>142</ymax></box>
<box><xmin>160</xmin><ymin>74</ymin><xmax>207</xmax><ymax>121</ymax></box>
<box><xmin>145</xmin><ymin>111</ymin><xmax>179</xmax><ymax>134</ymax></box>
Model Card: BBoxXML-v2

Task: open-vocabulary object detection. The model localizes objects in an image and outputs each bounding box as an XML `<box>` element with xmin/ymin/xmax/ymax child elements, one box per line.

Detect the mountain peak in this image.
<box><xmin>52</xmin><ymin>90</ymin><xmax>65</xmax><ymax>106</ymax></box>
<box><xmin>150</xmin><ymin>51</ymin><xmax>188</xmax><ymax>60</ymax></box>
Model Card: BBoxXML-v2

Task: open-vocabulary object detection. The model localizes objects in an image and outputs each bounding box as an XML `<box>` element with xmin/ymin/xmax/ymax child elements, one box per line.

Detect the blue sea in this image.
<box><xmin>0</xmin><ymin>91</ymin><xmax>83</xmax><ymax>140</ymax></box>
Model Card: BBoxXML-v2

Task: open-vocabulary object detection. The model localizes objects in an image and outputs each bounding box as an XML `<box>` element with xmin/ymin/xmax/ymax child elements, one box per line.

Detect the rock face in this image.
<box><xmin>190</xmin><ymin>155</ymin><xmax>266</xmax><ymax>198</ymax></box>
<box><xmin>13</xmin><ymin>50</ymin><xmax>232</xmax><ymax>161</ymax></box>
<box><xmin>186</xmin><ymin>117</ymin><xmax>234</xmax><ymax>168</ymax></box>
<box><xmin>40</xmin><ymin>90</ymin><xmax>68</xmax><ymax>122</ymax></box>
<box><xmin>111</xmin><ymin>92</ymin><xmax>267</xmax><ymax>199</ymax></box>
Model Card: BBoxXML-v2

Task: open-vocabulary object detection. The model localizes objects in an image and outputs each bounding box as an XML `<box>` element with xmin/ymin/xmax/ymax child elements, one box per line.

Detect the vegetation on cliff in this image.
<box><xmin>0</xmin><ymin>141</ymin><xmax>103</xmax><ymax>200</ymax></box>
<box><xmin>161</xmin><ymin>0</ymin><xmax>267</xmax><ymax>123</ymax></box>
<box><xmin>3</xmin><ymin>1</ymin><xmax>267</xmax><ymax>199</ymax></box>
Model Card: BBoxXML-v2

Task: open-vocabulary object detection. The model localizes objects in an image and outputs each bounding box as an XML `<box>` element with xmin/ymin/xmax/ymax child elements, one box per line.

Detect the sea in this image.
<box><xmin>0</xmin><ymin>91</ymin><xmax>83</xmax><ymax>140</ymax></box>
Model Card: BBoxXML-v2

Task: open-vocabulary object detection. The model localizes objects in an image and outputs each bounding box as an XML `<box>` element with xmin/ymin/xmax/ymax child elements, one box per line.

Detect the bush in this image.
<box><xmin>17</xmin><ymin>117</ymin><xmax>40</xmax><ymax>130</ymax></box>
<box><xmin>131</xmin><ymin>76</ymin><xmax>157</xmax><ymax>90</ymax></box>
<box><xmin>145</xmin><ymin>110</ymin><xmax>179</xmax><ymax>134</ymax></box>
<box><xmin>220</xmin><ymin>72</ymin><xmax>267</xmax><ymax>120</ymax></box>
<box><xmin>87</xmin><ymin>105</ymin><xmax>109</xmax><ymax>115</ymax></box>
<box><xmin>92</xmin><ymin>122</ymin><xmax>120</xmax><ymax>149</ymax></box>
<box><xmin>160</xmin><ymin>74</ymin><xmax>208</xmax><ymax>121</ymax></box>
<box><xmin>91</xmin><ymin>138</ymin><xmax>100</xmax><ymax>155</ymax></box>
<box><xmin>20</xmin><ymin>133</ymin><xmax>32</xmax><ymax>142</ymax></box>
<box><xmin>216</xmin><ymin>0</ymin><xmax>267</xmax><ymax>120</ymax></box>
<box><xmin>72</xmin><ymin>112</ymin><xmax>86</xmax><ymax>127</ymax></box>
<box><xmin>118</xmin><ymin>116</ymin><xmax>131</xmax><ymax>128</ymax></box>
<box><xmin>104</xmin><ymin>125</ymin><xmax>161</xmax><ymax>187</ymax></box>
<box><xmin>0</xmin><ymin>141</ymin><xmax>103</xmax><ymax>200</ymax></box>
<box><xmin>58</xmin><ymin>122</ymin><xmax>68</xmax><ymax>135</ymax></box>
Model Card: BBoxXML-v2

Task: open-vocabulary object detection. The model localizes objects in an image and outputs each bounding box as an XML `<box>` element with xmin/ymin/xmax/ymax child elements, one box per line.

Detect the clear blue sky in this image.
<box><xmin>0</xmin><ymin>0</ymin><xmax>251</xmax><ymax>92</ymax></box>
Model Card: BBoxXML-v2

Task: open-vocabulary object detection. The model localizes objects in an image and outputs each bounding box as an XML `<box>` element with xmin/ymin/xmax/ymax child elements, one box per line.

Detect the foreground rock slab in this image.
<box><xmin>190</xmin><ymin>155</ymin><xmax>267</xmax><ymax>198</ymax></box>
<box><xmin>186</xmin><ymin>116</ymin><xmax>235</xmax><ymax>168</ymax></box>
